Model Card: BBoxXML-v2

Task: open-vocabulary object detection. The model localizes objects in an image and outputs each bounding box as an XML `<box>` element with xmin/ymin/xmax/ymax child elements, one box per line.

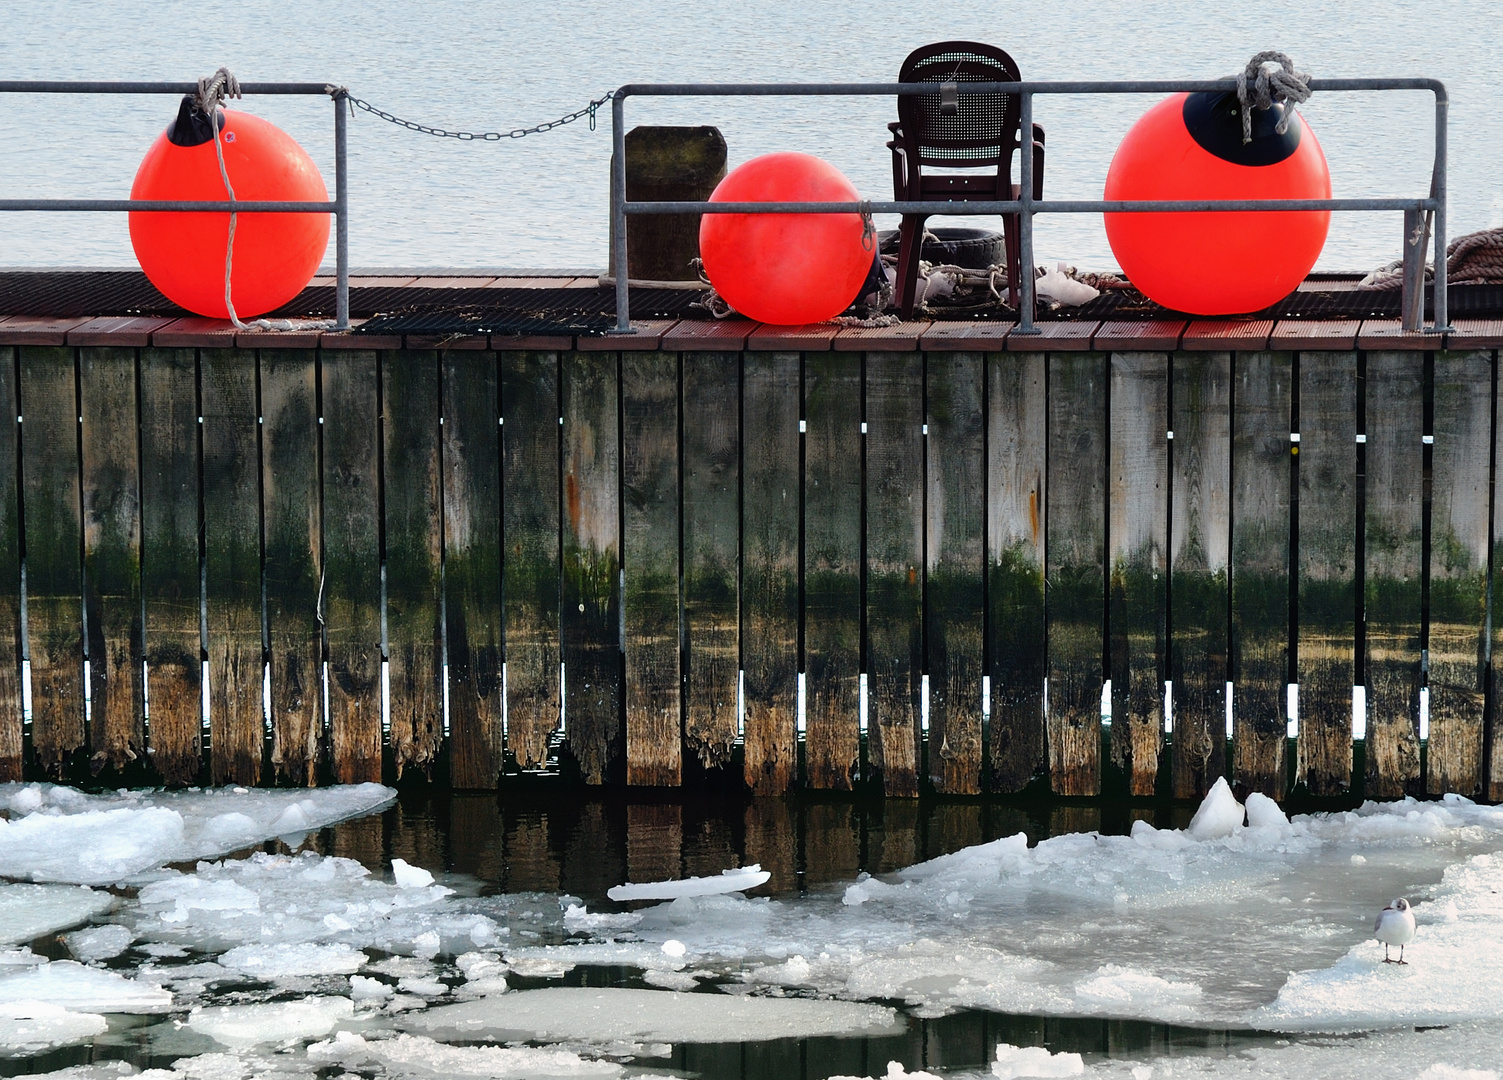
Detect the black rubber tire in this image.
<box><xmin>878</xmin><ymin>226</ymin><xmax>1006</xmax><ymax>270</ymax></box>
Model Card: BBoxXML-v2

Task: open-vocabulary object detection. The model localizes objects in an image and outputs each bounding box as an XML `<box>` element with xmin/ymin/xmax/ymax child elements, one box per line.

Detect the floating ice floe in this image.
<box><xmin>0</xmin><ymin>884</ymin><xmax>114</xmax><ymax>945</ymax></box>
<box><xmin>0</xmin><ymin>1000</ymin><xmax>108</xmax><ymax>1057</ymax></box>
<box><xmin>309</xmin><ymin>1030</ymin><xmax>623</xmax><ymax>1078</ymax></box>
<box><xmin>63</xmin><ymin>924</ymin><xmax>133</xmax><ymax>962</ymax></box>
<box><xmin>217</xmin><ymin>942</ymin><xmax>367</xmax><ymax>978</ymax></box>
<box><xmin>829</xmin><ymin>1063</ymin><xmax>943</xmax><ymax>1080</ymax></box>
<box><xmin>187</xmin><ymin>995</ymin><xmax>353</xmax><ymax>1048</ymax></box>
<box><xmin>606</xmin><ymin>863</ymin><xmax>771</xmax><ymax>901</ymax></box>
<box><xmin>0</xmin><ymin>960</ymin><xmax>171</xmax><ymax>1014</ymax></box>
<box><xmin>991</xmin><ymin>1041</ymin><xmax>1086</xmax><ymax>1078</ymax></box>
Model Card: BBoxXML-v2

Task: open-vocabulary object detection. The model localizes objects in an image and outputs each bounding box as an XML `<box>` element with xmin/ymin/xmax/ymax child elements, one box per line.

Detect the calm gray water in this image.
<box><xmin>0</xmin><ymin>1</ymin><xmax>1498</xmax><ymax>272</ymax></box>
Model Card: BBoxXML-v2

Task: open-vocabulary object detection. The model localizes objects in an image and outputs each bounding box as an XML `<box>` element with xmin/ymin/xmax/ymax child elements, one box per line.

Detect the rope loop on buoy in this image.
<box><xmin>858</xmin><ymin>200</ymin><xmax>876</xmax><ymax>252</ymax></box>
<box><xmin>1234</xmin><ymin>51</ymin><xmax>1311</xmax><ymax>144</ymax></box>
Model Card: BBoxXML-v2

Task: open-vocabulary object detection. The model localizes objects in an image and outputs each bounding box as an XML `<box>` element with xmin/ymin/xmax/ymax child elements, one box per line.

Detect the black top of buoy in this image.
<box><xmin>166</xmin><ymin>96</ymin><xmax>224</xmax><ymax>147</ymax></box>
<box><xmin>1182</xmin><ymin>90</ymin><xmax>1302</xmax><ymax>167</ymax></box>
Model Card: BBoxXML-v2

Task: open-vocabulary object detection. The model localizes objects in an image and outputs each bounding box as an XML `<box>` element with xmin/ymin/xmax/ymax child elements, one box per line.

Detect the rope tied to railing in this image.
<box><xmin>1234</xmin><ymin>51</ymin><xmax>1311</xmax><ymax>144</ymax></box>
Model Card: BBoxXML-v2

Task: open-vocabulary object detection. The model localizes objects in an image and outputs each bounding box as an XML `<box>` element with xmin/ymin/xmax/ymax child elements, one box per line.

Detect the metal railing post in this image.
<box><xmin>611</xmin><ymin>91</ymin><xmax>632</xmax><ymax>333</ymax></box>
<box><xmin>1016</xmin><ymin>90</ymin><xmax>1037</xmax><ymax>333</ymax></box>
<box><xmin>1431</xmin><ymin>90</ymin><xmax>1450</xmax><ymax>333</ymax></box>
<box><xmin>334</xmin><ymin>90</ymin><xmax>350</xmax><ymax>330</ymax></box>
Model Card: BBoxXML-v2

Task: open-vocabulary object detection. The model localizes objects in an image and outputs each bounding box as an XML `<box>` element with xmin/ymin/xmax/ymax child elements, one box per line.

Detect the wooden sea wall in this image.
<box><xmin>1</xmin><ymin>314</ymin><xmax>1500</xmax><ymax>800</ymax></box>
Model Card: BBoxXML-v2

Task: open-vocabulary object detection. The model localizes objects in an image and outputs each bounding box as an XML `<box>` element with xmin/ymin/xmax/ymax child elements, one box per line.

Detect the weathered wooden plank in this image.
<box><xmin>383</xmin><ymin>350</ymin><xmax>444</xmax><ymax>778</ymax></box>
<box><xmin>1230</xmin><ymin>351</ymin><xmax>1291</xmax><ymax>798</ymax></box>
<box><xmin>1046</xmin><ymin>351</ymin><xmax>1108</xmax><ymax>796</ymax></box>
<box><xmin>139</xmin><ymin>347</ymin><xmax>202</xmax><ymax>785</ymax></box>
<box><xmin>803</xmin><ymin>350</ymin><xmax>862</xmax><ymax>789</ymax></box>
<box><xmin>866</xmin><ymin>351</ymin><xmax>923</xmax><ymax>797</ymax></box>
<box><xmin>926</xmin><ymin>350</ymin><xmax>984</xmax><ymax>794</ymax></box>
<box><xmin>79</xmin><ymin>346</ymin><xmax>143</xmax><ymax>775</ymax></box>
<box><xmin>322</xmin><ymin>350</ymin><xmax>383</xmax><ymax>784</ymax></box>
<box><xmin>1428</xmin><ymin>349</ymin><xmax>1491</xmax><ymax>797</ymax></box>
<box><xmin>442</xmin><ymin>350</ymin><xmax>503</xmax><ymax>789</ymax></box>
<box><xmin>1491</xmin><ymin>350</ymin><xmax>1503</xmax><ymax>801</ymax></box>
<box><xmin>0</xmin><ymin>349</ymin><xmax>20</xmax><ymax>780</ymax></box>
<box><xmin>1297</xmin><ymin>351</ymin><xmax>1358</xmax><ymax>795</ymax></box>
<box><xmin>1107</xmin><ymin>351</ymin><xmax>1167</xmax><ymax>797</ymax></box>
<box><xmin>261</xmin><ymin>349</ymin><xmax>323</xmax><ymax>784</ymax></box>
<box><xmin>20</xmin><ymin>347</ymin><xmax>86</xmax><ymax>774</ymax></box>
<box><xmin>201</xmin><ymin>347</ymin><xmax>262</xmax><ymax>786</ymax></box>
<box><xmin>1170</xmin><ymin>351</ymin><xmax>1231</xmax><ymax>798</ymax></box>
<box><xmin>501</xmin><ymin>350</ymin><xmax>562</xmax><ymax>771</ymax></box>
<box><xmin>741</xmin><ymin>350</ymin><xmax>798</xmax><ymax>793</ymax></box>
<box><xmin>621</xmin><ymin>350</ymin><xmax>680</xmax><ymax>786</ymax></box>
<box><xmin>681</xmin><ymin>351</ymin><xmax>739</xmax><ymax>770</ymax></box>
<box><xmin>1363</xmin><ymin>350</ymin><xmax>1423</xmax><ymax>797</ymax></box>
<box><xmin>987</xmin><ymin>351</ymin><xmax>1047</xmax><ymax>793</ymax></box>
<box><xmin>560</xmin><ymin>350</ymin><xmax>621</xmax><ymax>785</ymax></box>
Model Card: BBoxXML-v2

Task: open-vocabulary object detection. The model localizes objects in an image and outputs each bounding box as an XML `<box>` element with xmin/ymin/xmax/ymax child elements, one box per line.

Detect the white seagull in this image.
<box><xmin>1374</xmin><ymin>897</ymin><xmax>1416</xmax><ymax>964</ymax></box>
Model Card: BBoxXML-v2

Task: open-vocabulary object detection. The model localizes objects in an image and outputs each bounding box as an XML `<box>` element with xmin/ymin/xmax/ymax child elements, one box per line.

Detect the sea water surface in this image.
<box><xmin>0</xmin><ymin>1</ymin><xmax>1498</xmax><ymax>272</ymax></box>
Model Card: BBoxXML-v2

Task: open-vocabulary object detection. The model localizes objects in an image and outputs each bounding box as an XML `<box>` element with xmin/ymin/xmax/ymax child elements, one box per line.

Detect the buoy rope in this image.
<box><xmin>1234</xmin><ymin>51</ymin><xmax>1311</xmax><ymax>144</ymax></box>
<box><xmin>197</xmin><ymin>68</ymin><xmax>249</xmax><ymax>329</ymax></box>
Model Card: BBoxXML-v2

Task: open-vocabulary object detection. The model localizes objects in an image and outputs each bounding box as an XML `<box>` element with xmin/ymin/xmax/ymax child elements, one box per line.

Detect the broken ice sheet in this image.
<box><xmin>0</xmin><ymin>883</ymin><xmax>114</xmax><ymax>945</ymax></box>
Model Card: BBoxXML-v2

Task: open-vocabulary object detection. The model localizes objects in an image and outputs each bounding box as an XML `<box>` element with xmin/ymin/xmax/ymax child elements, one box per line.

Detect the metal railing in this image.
<box><xmin>0</xmin><ymin>81</ymin><xmax>351</xmax><ymax>329</ymax></box>
<box><xmin>609</xmin><ymin>77</ymin><xmax>1449</xmax><ymax>334</ymax></box>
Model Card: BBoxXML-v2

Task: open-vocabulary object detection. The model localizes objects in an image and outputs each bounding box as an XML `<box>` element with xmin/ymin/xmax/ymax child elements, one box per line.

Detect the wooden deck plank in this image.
<box><xmin>987</xmin><ymin>351</ymin><xmax>1047</xmax><ymax>793</ymax></box>
<box><xmin>1182</xmin><ymin>320</ymin><xmax>1274</xmax><ymax>352</ymax></box>
<box><xmin>1094</xmin><ymin>320</ymin><xmax>1186</xmax><ymax>353</ymax></box>
<box><xmin>749</xmin><ymin>324</ymin><xmax>839</xmax><ymax>352</ymax></box>
<box><xmin>1362</xmin><ymin>350</ymin><xmax>1424</xmax><ymax>798</ymax></box>
<box><xmin>1170</xmin><ymin>351</ymin><xmax>1231</xmax><ymax>799</ymax></box>
<box><xmin>1271</xmin><ymin>319</ymin><xmax>1360</xmax><ymax>352</ymax></box>
<box><xmin>865</xmin><ymin>351</ymin><xmax>924</xmax><ymax>796</ymax></box>
<box><xmin>921</xmin><ymin>322</ymin><xmax>1012</xmax><ymax>352</ymax></box>
<box><xmin>0</xmin><ymin>349</ymin><xmax>19</xmax><ymax>780</ymax></box>
<box><xmin>926</xmin><ymin>350</ymin><xmax>985</xmax><ymax>794</ymax></box>
<box><xmin>803</xmin><ymin>350</ymin><xmax>862</xmax><ymax>789</ymax></box>
<box><xmin>741</xmin><ymin>350</ymin><xmax>799</xmax><ymax>793</ymax></box>
<box><xmin>1011</xmin><ymin>322</ymin><xmax>1098</xmax><ymax>352</ymax></box>
<box><xmin>1108</xmin><ymin>351</ymin><xmax>1167</xmax><ymax>797</ymax></box>
<box><xmin>78</xmin><ymin>346</ymin><xmax>144</xmax><ymax>776</ymax></box>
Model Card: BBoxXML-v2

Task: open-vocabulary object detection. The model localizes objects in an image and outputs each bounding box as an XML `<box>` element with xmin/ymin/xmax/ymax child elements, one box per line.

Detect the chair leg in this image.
<box><xmin>895</xmin><ymin>214</ymin><xmax>927</xmax><ymax>320</ymax></box>
<box><xmin>1002</xmin><ymin>213</ymin><xmax>1021</xmax><ymax>311</ymax></box>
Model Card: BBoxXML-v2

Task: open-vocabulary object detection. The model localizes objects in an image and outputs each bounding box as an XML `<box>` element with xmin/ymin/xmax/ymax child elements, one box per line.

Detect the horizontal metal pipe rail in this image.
<box><xmin>610</xmin><ymin>76</ymin><xmax>1449</xmax><ymax>334</ymax></box>
<box><xmin>0</xmin><ymin>81</ymin><xmax>350</xmax><ymax>328</ymax></box>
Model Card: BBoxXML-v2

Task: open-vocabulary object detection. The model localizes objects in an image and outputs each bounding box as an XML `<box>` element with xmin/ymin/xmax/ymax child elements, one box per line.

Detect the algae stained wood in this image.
<box><xmin>139</xmin><ymin>347</ymin><xmax>202</xmax><ymax>785</ymax></box>
<box><xmin>261</xmin><ymin>350</ymin><xmax>322</xmax><ymax>784</ymax></box>
<box><xmin>1491</xmin><ymin>352</ymin><xmax>1503</xmax><ymax>801</ymax></box>
<box><xmin>1046</xmin><ymin>352</ymin><xmax>1107</xmax><ymax>796</ymax></box>
<box><xmin>865</xmin><ymin>351</ymin><xmax>923</xmax><ymax>797</ymax></box>
<box><xmin>560</xmin><ymin>350</ymin><xmax>621</xmax><ymax>784</ymax></box>
<box><xmin>201</xmin><ymin>348</ymin><xmax>263</xmax><ymax>786</ymax></box>
<box><xmin>1297</xmin><ymin>351</ymin><xmax>1357</xmax><ymax>795</ymax></box>
<box><xmin>1428</xmin><ymin>349</ymin><xmax>1491</xmax><ymax>797</ymax></box>
<box><xmin>741</xmin><ymin>351</ymin><xmax>798</xmax><ymax>793</ymax></box>
<box><xmin>621</xmin><ymin>350</ymin><xmax>680</xmax><ymax>786</ymax></box>
<box><xmin>804</xmin><ymin>350</ymin><xmax>862</xmax><ymax>789</ymax></box>
<box><xmin>501</xmin><ymin>350</ymin><xmax>562</xmax><ymax>770</ymax></box>
<box><xmin>1231</xmin><ymin>351</ymin><xmax>1291</xmax><ymax>798</ymax></box>
<box><xmin>443</xmin><ymin>350</ymin><xmax>503</xmax><ymax>789</ymax></box>
<box><xmin>987</xmin><ymin>352</ymin><xmax>1046</xmax><ymax>793</ymax></box>
<box><xmin>1107</xmin><ymin>351</ymin><xmax>1166</xmax><ymax>797</ymax></box>
<box><xmin>0</xmin><ymin>350</ymin><xmax>19</xmax><ymax>780</ymax></box>
<box><xmin>1363</xmin><ymin>350</ymin><xmax>1423</xmax><ymax>797</ymax></box>
<box><xmin>79</xmin><ymin>346</ymin><xmax>143</xmax><ymax>775</ymax></box>
<box><xmin>1170</xmin><ymin>352</ymin><xmax>1230</xmax><ymax>799</ymax></box>
<box><xmin>681</xmin><ymin>351</ymin><xmax>739</xmax><ymax>770</ymax></box>
<box><xmin>926</xmin><ymin>350</ymin><xmax>984</xmax><ymax>794</ymax></box>
<box><xmin>383</xmin><ymin>350</ymin><xmax>443</xmax><ymax>778</ymax></box>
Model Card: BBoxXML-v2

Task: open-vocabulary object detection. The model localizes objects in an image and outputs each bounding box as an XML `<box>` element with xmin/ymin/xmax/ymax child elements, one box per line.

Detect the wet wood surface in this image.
<box><xmin>501</xmin><ymin>350</ymin><xmax>562</xmax><ymax>771</ymax></box>
<box><xmin>201</xmin><ymin>348</ymin><xmax>262</xmax><ymax>786</ymax></box>
<box><xmin>1427</xmin><ymin>349</ymin><xmax>1491</xmax><ymax>797</ymax></box>
<box><xmin>442</xmin><ymin>350</ymin><xmax>503</xmax><ymax>789</ymax></box>
<box><xmin>803</xmin><ymin>350</ymin><xmax>862</xmax><ymax>789</ymax></box>
<box><xmin>1107</xmin><ymin>351</ymin><xmax>1167</xmax><ymax>797</ymax></box>
<box><xmin>680</xmin><ymin>351</ymin><xmax>739</xmax><ymax>770</ymax></box>
<box><xmin>1363</xmin><ymin>350</ymin><xmax>1423</xmax><ymax>797</ymax></box>
<box><xmin>740</xmin><ymin>351</ymin><xmax>799</xmax><ymax>793</ymax></box>
<box><xmin>865</xmin><ymin>351</ymin><xmax>923</xmax><ymax>797</ymax></box>
<box><xmin>987</xmin><ymin>352</ymin><xmax>1047</xmax><ymax>792</ymax></box>
<box><xmin>0</xmin><ymin>350</ymin><xmax>19</xmax><ymax>780</ymax></box>
<box><xmin>1170</xmin><ymin>351</ymin><xmax>1230</xmax><ymax>799</ymax></box>
<box><xmin>622</xmin><ymin>350</ymin><xmax>681</xmax><ymax>786</ymax></box>
<box><xmin>926</xmin><ymin>351</ymin><xmax>984</xmax><ymax>794</ymax></box>
<box><xmin>1046</xmin><ymin>352</ymin><xmax>1108</xmax><ymax>795</ymax></box>
<box><xmin>139</xmin><ymin>347</ymin><xmax>202</xmax><ymax>784</ymax></box>
<box><xmin>1297</xmin><ymin>351</ymin><xmax>1358</xmax><ymax>795</ymax></box>
<box><xmin>560</xmin><ymin>350</ymin><xmax>621</xmax><ymax>784</ymax></box>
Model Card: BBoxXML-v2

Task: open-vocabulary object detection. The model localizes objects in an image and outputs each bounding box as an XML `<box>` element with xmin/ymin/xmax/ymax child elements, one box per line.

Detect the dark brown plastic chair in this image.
<box><xmin>888</xmin><ymin>41</ymin><xmax>1045</xmax><ymax>317</ymax></box>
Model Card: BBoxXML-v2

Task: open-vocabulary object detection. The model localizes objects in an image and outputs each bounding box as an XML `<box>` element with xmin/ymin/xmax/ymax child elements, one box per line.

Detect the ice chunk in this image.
<box><xmin>607</xmin><ymin>864</ymin><xmax>771</xmax><ymax>901</ymax></box>
<box><xmin>391</xmin><ymin>859</ymin><xmax>435</xmax><ymax>889</ymax></box>
<box><xmin>829</xmin><ymin>1064</ymin><xmax>942</xmax><ymax>1080</ymax></box>
<box><xmin>0</xmin><ymin>884</ymin><xmax>113</xmax><ymax>945</ymax></box>
<box><xmin>991</xmin><ymin>1042</ymin><xmax>1085</xmax><ymax>1078</ymax></box>
<box><xmin>63</xmin><ymin>924</ymin><xmax>133</xmax><ymax>962</ymax></box>
<box><xmin>217</xmin><ymin>942</ymin><xmax>366</xmax><ymax>977</ymax></box>
<box><xmin>403</xmin><ymin>987</ymin><xmax>901</xmax><ymax>1044</ymax></box>
<box><xmin>1072</xmin><ymin>965</ymin><xmax>1203</xmax><ymax>1021</ymax></box>
<box><xmin>562</xmin><ymin>904</ymin><xmax>641</xmax><ymax>932</ymax></box>
<box><xmin>187</xmin><ymin>995</ymin><xmax>353</xmax><ymax>1047</ymax></box>
<box><xmin>309</xmin><ymin>1030</ymin><xmax>622</xmax><ymax>1077</ymax></box>
<box><xmin>0</xmin><ymin>960</ymin><xmax>172</xmax><ymax>1013</ymax></box>
<box><xmin>1186</xmin><ymin>778</ymin><xmax>1245</xmax><ymax>839</ymax></box>
<box><xmin>0</xmin><ymin>1000</ymin><xmax>107</xmax><ymax>1056</ymax></box>
<box><xmin>350</xmin><ymin>975</ymin><xmax>394</xmax><ymax>1000</ymax></box>
<box><xmin>660</xmin><ymin>939</ymin><xmax>686</xmax><ymax>958</ymax></box>
<box><xmin>1244</xmin><ymin>791</ymin><xmax>1289</xmax><ymax>830</ymax></box>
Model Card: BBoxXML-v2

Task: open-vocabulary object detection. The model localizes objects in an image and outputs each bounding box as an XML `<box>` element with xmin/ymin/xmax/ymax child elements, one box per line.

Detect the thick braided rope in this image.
<box><xmin>197</xmin><ymin>68</ymin><xmax>248</xmax><ymax>328</ymax></box>
<box><xmin>1234</xmin><ymin>51</ymin><xmax>1311</xmax><ymax>144</ymax></box>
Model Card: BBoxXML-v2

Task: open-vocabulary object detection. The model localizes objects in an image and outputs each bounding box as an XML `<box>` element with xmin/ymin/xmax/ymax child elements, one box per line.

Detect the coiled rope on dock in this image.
<box><xmin>1359</xmin><ymin>227</ymin><xmax>1503</xmax><ymax>289</ymax></box>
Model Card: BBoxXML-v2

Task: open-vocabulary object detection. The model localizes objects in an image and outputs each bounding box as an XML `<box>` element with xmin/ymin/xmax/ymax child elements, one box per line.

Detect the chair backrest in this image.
<box><xmin>897</xmin><ymin>41</ymin><xmax>1022</xmax><ymax>171</ymax></box>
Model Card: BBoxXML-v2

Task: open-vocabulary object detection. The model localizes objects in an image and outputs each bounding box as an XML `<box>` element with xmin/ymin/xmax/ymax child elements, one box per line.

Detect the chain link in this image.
<box><xmin>338</xmin><ymin>90</ymin><xmax>616</xmax><ymax>141</ymax></box>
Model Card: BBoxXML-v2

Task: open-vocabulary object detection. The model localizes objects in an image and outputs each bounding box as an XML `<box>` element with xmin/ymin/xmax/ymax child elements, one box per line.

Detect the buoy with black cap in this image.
<box><xmin>1104</xmin><ymin>52</ymin><xmax>1330</xmax><ymax>315</ymax></box>
<box><xmin>130</xmin><ymin>68</ymin><xmax>329</xmax><ymax>322</ymax></box>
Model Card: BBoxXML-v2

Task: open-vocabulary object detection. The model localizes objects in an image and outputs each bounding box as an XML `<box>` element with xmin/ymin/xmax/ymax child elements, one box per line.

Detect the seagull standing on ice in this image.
<box><xmin>1374</xmin><ymin>898</ymin><xmax>1415</xmax><ymax>964</ymax></box>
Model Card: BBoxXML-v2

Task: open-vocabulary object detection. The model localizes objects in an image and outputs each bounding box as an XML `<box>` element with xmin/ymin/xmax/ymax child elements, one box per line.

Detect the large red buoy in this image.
<box><xmin>130</xmin><ymin>98</ymin><xmax>329</xmax><ymax>319</ymax></box>
<box><xmin>699</xmin><ymin>152</ymin><xmax>871</xmax><ymax>325</ymax></box>
<box><xmin>1104</xmin><ymin>91</ymin><xmax>1330</xmax><ymax>314</ymax></box>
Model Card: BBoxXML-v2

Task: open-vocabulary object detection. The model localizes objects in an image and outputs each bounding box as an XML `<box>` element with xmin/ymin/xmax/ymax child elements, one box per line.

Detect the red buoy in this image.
<box><xmin>699</xmin><ymin>152</ymin><xmax>871</xmax><ymax>325</ymax></box>
<box><xmin>1104</xmin><ymin>92</ymin><xmax>1330</xmax><ymax>315</ymax></box>
<box><xmin>130</xmin><ymin>99</ymin><xmax>329</xmax><ymax>319</ymax></box>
